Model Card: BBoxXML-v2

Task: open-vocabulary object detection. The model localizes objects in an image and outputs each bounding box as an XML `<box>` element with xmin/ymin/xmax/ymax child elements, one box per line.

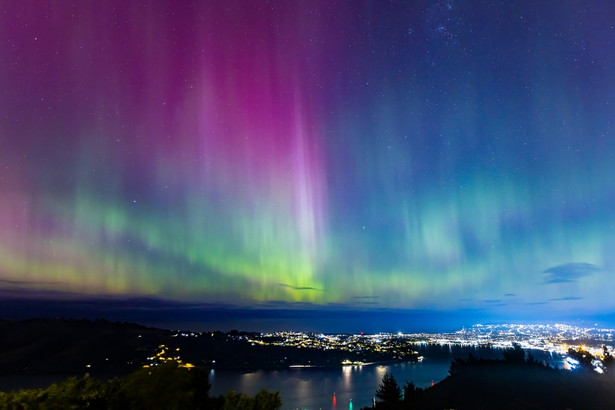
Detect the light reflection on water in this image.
<box><xmin>209</xmin><ymin>359</ymin><xmax>452</xmax><ymax>410</ymax></box>
<box><xmin>209</xmin><ymin>348</ymin><xmax>564</xmax><ymax>410</ymax></box>
<box><xmin>0</xmin><ymin>349</ymin><xmax>565</xmax><ymax>410</ymax></box>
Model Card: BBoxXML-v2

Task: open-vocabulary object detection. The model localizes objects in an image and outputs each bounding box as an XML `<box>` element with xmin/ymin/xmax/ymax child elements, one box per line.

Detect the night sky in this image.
<box><xmin>2</xmin><ymin>1</ymin><xmax>615</xmax><ymax>331</ymax></box>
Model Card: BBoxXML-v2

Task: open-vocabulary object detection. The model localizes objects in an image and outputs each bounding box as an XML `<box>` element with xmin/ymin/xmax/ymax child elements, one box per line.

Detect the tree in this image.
<box><xmin>0</xmin><ymin>366</ymin><xmax>283</xmax><ymax>410</ymax></box>
<box><xmin>448</xmin><ymin>357</ymin><xmax>467</xmax><ymax>376</ymax></box>
<box><xmin>220</xmin><ymin>390</ymin><xmax>282</xmax><ymax>410</ymax></box>
<box><xmin>402</xmin><ymin>381</ymin><xmax>417</xmax><ymax>403</ymax></box>
<box><xmin>253</xmin><ymin>389</ymin><xmax>282</xmax><ymax>410</ymax></box>
<box><xmin>124</xmin><ymin>362</ymin><xmax>211</xmax><ymax>410</ymax></box>
<box><xmin>221</xmin><ymin>391</ymin><xmax>254</xmax><ymax>410</ymax></box>
<box><xmin>375</xmin><ymin>372</ymin><xmax>402</xmax><ymax>408</ymax></box>
<box><xmin>601</xmin><ymin>345</ymin><xmax>614</xmax><ymax>374</ymax></box>
<box><xmin>503</xmin><ymin>343</ymin><xmax>525</xmax><ymax>363</ymax></box>
<box><xmin>567</xmin><ymin>346</ymin><xmax>594</xmax><ymax>371</ymax></box>
<box><xmin>0</xmin><ymin>375</ymin><xmax>126</xmax><ymax>409</ymax></box>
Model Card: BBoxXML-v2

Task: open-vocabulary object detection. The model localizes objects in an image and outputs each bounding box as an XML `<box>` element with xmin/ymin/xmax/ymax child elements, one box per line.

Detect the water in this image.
<box><xmin>208</xmin><ymin>347</ymin><xmax>564</xmax><ymax>410</ymax></box>
<box><xmin>0</xmin><ymin>361</ymin><xmax>451</xmax><ymax>409</ymax></box>
<box><xmin>0</xmin><ymin>348</ymin><xmax>564</xmax><ymax>410</ymax></box>
<box><xmin>209</xmin><ymin>359</ymin><xmax>452</xmax><ymax>410</ymax></box>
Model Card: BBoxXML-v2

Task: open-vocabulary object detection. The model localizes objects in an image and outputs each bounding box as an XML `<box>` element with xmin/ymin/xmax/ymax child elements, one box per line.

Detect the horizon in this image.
<box><xmin>2</xmin><ymin>295</ymin><xmax>614</xmax><ymax>335</ymax></box>
<box><xmin>2</xmin><ymin>1</ymin><xmax>615</xmax><ymax>329</ymax></box>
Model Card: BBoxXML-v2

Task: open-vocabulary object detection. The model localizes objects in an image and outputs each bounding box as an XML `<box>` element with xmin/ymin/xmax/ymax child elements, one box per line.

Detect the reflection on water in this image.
<box><xmin>375</xmin><ymin>365</ymin><xmax>387</xmax><ymax>378</ymax></box>
<box><xmin>209</xmin><ymin>348</ymin><xmax>563</xmax><ymax>410</ymax></box>
<box><xmin>0</xmin><ymin>348</ymin><xmax>563</xmax><ymax>410</ymax></box>
<box><xmin>209</xmin><ymin>359</ymin><xmax>452</xmax><ymax>410</ymax></box>
<box><xmin>342</xmin><ymin>365</ymin><xmax>351</xmax><ymax>390</ymax></box>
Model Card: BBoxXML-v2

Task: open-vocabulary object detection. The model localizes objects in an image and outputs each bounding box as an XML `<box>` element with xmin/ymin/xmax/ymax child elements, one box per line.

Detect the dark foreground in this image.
<box><xmin>0</xmin><ymin>362</ymin><xmax>280</xmax><ymax>409</ymax></box>
<box><xmin>3</xmin><ymin>353</ymin><xmax>615</xmax><ymax>409</ymax></box>
<box><xmin>2</xmin><ymin>318</ymin><xmax>615</xmax><ymax>409</ymax></box>
<box><xmin>362</xmin><ymin>348</ymin><xmax>615</xmax><ymax>410</ymax></box>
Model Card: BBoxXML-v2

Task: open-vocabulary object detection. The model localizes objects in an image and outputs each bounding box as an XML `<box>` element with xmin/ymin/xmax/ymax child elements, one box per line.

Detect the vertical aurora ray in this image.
<box><xmin>1</xmin><ymin>0</ymin><xmax>615</xmax><ymax>321</ymax></box>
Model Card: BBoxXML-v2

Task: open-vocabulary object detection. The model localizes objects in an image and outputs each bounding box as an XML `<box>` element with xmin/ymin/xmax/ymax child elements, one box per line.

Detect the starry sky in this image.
<box><xmin>2</xmin><ymin>0</ymin><xmax>615</xmax><ymax>331</ymax></box>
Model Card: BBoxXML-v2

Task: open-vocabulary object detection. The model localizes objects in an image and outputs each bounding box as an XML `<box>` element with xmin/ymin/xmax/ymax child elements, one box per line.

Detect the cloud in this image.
<box><xmin>0</xmin><ymin>278</ymin><xmax>63</xmax><ymax>287</ymax></box>
<box><xmin>484</xmin><ymin>299</ymin><xmax>501</xmax><ymax>303</ymax></box>
<box><xmin>0</xmin><ymin>279</ymin><xmax>30</xmax><ymax>286</ymax></box>
<box><xmin>524</xmin><ymin>301</ymin><xmax>549</xmax><ymax>305</ymax></box>
<box><xmin>543</xmin><ymin>262</ymin><xmax>600</xmax><ymax>284</ymax></box>
<box><xmin>351</xmin><ymin>296</ymin><xmax>380</xmax><ymax>306</ymax></box>
<box><xmin>550</xmin><ymin>296</ymin><xmax>583</xmax><ymax>301</ymax></box>
<box><xmin>277</xmin><ymin>283</ymin><xmax>324</xmax><ymax>291</ymax></box>
<box><xmin>504</xmin><ymin>293</ymin><xmax>515</xmax><ymax>297</ymax></box>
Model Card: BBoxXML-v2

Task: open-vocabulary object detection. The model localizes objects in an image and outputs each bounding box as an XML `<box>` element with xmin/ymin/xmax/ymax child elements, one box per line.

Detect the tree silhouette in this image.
<box><xmin>402</xmin><ymin>380</ymin><xmax>419</xmax><ymax>404</ymax></box>
<box><xmin>221</xmin><ymin>389</ymin><xmax>281</xmax><ymax>410</ymax></box>
<box><xmin>503</xmin><ymin>343</ymin><xmax>525</xmax><ymax>363</ymax></box>
<box><xmin>253</xmin><ymin>389</ymin><xmax>282</xmax><ymax>410</ymax></box>
<box><xmin>375</xmin><ymin>372</ymin><xmax>402</xmax><ymax>408</ymax></box>
<box><xmin>567</xmin><ymin>346</ymin><xmax>594</xmax><ymax>371</ymax></box>
<box><xmin>602</xmin><ymin>345</ymin><xmax>614</xmax><ymax>374</ymax></box>
<box><xmin>125</xmin><ymin>362</ymin><xmax>211</xmax><ymax>410</ymax></box>
<box><xmin>0</xmin><ymin>364</ymin><xmax>284</xmax><ymax>409</ymax></box>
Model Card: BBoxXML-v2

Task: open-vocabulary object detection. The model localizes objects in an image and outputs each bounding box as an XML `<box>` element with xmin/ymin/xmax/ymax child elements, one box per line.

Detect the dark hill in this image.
<box><xmin>407</xmin><ymin>357</ymin><xmax>615</xmax><ymax>410</ymax></box>
<box><xmin>0</xmin><ymin>318</ymin><xmax>166</xmax><ymax>374</ymax></box>
<box><xmin>0</xmin><ymin>318</ymin><xmax>411</xmax><ymax>376</ymax></box>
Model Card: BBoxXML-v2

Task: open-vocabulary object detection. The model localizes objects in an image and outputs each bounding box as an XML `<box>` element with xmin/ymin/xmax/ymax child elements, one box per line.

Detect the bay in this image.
<box><xmin>209</xmin><ymin>359</ymin><xmax>451</xmax><ymax>410</ymax></box>
<box><xmin>0</xmin><ymin>347</ymin><xmax>563</xmax><ymax>410</ymax></box>
<box><xmin>209</xmin><ymin>347</ymin><xmax>564</xmax><ymax>410</ymax></box>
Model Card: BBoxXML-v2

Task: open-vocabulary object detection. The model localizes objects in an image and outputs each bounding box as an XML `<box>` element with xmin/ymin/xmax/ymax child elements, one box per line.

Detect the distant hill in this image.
<box><xmin>0</xmin><ymin>318</ymin><xmax>416</xmax><ymax>375</ymax></box>
<box><xmin>0</xmin><ymin>318</ymin><xmax>166</xmax><ymax>374</ymax></box>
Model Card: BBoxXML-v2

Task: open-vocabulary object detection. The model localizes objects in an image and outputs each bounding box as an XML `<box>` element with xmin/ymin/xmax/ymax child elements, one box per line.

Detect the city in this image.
<box><xmin>172</xmin><ymin>323</ymin><xmax>615</xmax><ymax>371</ymax></box>
<box><xmin>2</xmin><ymin>318</ymin><xmax>615</xmax><ymax>409</ymax></box>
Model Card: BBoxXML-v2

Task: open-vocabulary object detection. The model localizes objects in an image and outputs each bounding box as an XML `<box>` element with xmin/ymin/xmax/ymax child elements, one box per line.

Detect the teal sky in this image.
<box><xmin>1</xmin><ymin>0</ymin><xmax>615</xmax><ymax>329</ymax></box>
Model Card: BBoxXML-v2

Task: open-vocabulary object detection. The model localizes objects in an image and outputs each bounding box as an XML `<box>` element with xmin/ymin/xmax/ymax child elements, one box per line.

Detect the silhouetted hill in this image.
<box><xmin>0</xmin><ymin>318</ymin><xmax>165</xmax><ymax>374</ymax></box>
<box><xmin>0</xmin><ymin>318</ymin><xmax>416</xmax><ymax>375</ymax></box>
<box><xmin>404</xmin><ymin>356</ymin><xmax>615</xmax><ymax>410</ymax></box>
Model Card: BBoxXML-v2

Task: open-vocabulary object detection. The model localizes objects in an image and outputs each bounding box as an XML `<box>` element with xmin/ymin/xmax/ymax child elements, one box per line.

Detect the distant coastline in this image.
<box><xmin>1</xmin><ymin>318</ymin><xmax>611</xmax><ymax>377</ymax></box>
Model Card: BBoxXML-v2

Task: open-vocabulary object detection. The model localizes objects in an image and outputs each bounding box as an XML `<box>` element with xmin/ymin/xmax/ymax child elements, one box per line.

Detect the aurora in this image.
<box><xmin>1</xmin><ymin>0</ymin><xmax>615</xmax><ymax>330</ymax></box>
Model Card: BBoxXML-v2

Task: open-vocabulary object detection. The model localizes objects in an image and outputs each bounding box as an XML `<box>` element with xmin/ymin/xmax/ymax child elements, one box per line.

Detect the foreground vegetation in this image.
<box><xmin>4</xmin><ymin>337</ymin><xmax>615</xmax><ymax>409</ymax></box>
<box><xmin>0</xmin><ymin>362</ymin><xmax>281</xmax><ymax>410</ymax></box>
<box><xmin>363</xmin><ymin>344</ymin><xmax>615</xmax><ymax>409</ymax></box>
